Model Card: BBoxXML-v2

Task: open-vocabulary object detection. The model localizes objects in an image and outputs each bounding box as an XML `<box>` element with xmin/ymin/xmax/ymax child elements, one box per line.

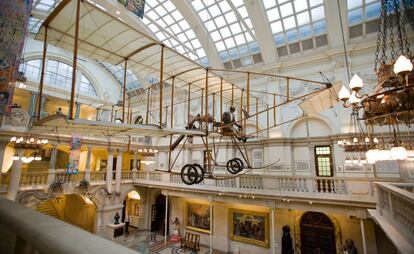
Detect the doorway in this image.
<box><xmin>300</xmin><ymin>212</ymin><xmax>336</xmax><ymax>254</ymax></box>
<box><xmin>150</xmin><ymin>193</ymin><xmax>169</xmax><ymax>235</ymax></box>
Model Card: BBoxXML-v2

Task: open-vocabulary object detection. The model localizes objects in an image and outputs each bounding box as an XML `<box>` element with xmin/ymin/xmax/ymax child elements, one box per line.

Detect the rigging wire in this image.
<box><xmin>336</xmin><ymin>0</ymin><xmax>351</xmax><ymax>83</ymax></box>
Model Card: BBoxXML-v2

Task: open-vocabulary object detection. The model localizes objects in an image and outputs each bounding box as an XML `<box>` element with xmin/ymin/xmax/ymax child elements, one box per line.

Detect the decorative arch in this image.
<box><xmin>287</xmin><ymin>116</ymin><xmax>335</xmax><ymax>138</ymax></box>
<box><xmin>294</xmin><ymin>211</ymin><xmax>342</xmax><ymax>254</ymax></box>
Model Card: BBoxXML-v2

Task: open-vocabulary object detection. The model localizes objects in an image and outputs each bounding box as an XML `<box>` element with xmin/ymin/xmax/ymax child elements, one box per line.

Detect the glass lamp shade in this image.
<box><xmin>377</xmin><ymin>150</ymin><xmax>391</xmax><ymax>161</ymax></box>
<box><xmin>338</xmin><ymin>86</ymin><xmax>351</xmax><ymax>101</ymax></box>
<box><xmin>349</xmin><ymin>91</ymin><xmax>361</xmax><ymax>104</ymax></box>
<box><xmin>394</xmin><ymin>55</ymin><xmax>413</xmax><ymax>74</ymax></box>
<box><xmin>12</xmin><ymin>155</ymin><xmax>19</xmax><ymax>161</ymax></box>
<box><xmin>21</xmin><ymin>156</ymin><xmax>34</xmax><ymax>163</ymax></box>
<box><xmin>349</xmin><ymin>74</ymin><xmax>364</xmax><ymax>91</ymax></box>
<box><xmin>390</xmin><ymin>146</ymin><xmax>408</xmax><ymax>160</ymax></box>
<box><xmin>366</xmin><ymin>149</ymin><xmax>378</xmax><ymax>164</ymax></box>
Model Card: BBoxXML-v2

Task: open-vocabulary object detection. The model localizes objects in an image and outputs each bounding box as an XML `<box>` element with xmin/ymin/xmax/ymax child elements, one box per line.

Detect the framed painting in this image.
<box><xmin>186</xmin><ymin>202</ymin><xmax>210</xmax><ymax>234</ymax></box>
<box><xmin>229</xmin><ymin>209</ymin><xmax>269</xmax><ymax>248</ymax></box>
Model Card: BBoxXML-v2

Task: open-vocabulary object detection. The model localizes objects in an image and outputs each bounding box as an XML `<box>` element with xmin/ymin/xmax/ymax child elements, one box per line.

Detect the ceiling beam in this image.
<box><xmin>243</xmin><ymin>0</ymin><xmax>277</xmax><ymax>64</ymax></box>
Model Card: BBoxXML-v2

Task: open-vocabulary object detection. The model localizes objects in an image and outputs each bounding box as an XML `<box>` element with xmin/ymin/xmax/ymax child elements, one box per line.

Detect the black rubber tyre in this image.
<box><xmin>234</xmin><ymin>158</ymin><xmax>244</xmax><ymax>172</ymax></box>
<box><xmin>180</xmin><ymin>164</ymin><xmax>198</xmax><ymax>185</ymax></box>
<box><xmin>226</xmin><ymin>159</ymin><xmax>242</xmax><ymax>174</ymax></box>
<box><xmin>192</xmin><ymin>163</ymin><xmax>205</xmax><ymax>183</ymax></box>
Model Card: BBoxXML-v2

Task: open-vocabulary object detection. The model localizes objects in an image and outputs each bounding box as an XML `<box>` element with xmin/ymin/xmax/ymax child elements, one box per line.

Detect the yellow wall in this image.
<box><xmin>64</xmin><ymin>194</ymin><xmax>96</xmax><ymax>232</ymax></box>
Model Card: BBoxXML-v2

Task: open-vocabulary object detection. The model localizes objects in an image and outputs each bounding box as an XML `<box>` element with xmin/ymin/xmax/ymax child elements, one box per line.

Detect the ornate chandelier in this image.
<box><xmin>338</xmin><ymin>0</ymin><xmax>413</xmax><ymax>163</ymax></box>
<box><xmin>10</xmin><ymin>136</ymin><xmax>48</xmax><ymax>163</ymax></box>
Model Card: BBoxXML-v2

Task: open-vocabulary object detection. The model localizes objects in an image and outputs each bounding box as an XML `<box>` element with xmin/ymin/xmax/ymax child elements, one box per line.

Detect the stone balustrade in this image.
<box><xmin>0</xmin><ymin>170</ymin><xmax>407</xmax><ymax>205</ymax></box>
<box><xmin>19</xmin><ymin>171</ymin><xmax>49</xmax><ymax>187</ymax></box>
<box><xmin>369</xmin><ymin>182</ymin><xmax>414</xmax><ymax>253</ymax></box>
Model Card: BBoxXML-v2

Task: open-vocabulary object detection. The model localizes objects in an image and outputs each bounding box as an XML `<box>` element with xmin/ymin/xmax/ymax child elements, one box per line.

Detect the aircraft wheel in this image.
<box><xmin>226</xmin><ymin>159</ymin><xmax>242</xmax><ymax>174</ymax></box>
<box><xmin>192</xmin><ymin>164</ymin><xmax>205</xmax><ymax>183</ymax></box>
<box><xmin>181</xmin><ymin>164</ymin><xmax>198</xmax><ymax>185</ymax></box>
<box><xmin>234</xmin><ymin>158</ymin><xmax>244</xmax><ymax>172</ymax></box>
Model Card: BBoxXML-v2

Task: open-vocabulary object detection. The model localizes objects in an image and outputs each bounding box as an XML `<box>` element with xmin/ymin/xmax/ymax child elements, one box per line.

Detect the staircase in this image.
<box><xmin>36</xmin><ymin>199</ymin><xmax>63</xmax><ymax>220</ymax></box>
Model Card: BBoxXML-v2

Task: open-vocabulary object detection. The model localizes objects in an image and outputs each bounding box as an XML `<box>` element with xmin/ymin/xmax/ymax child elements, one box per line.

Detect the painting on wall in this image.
<box><xmin>186</xmin><ymin>202</ymin><xmax>210</xmax><ymax>234</ymax></box>
<box><xmin>229</xmin><ymin>209</ymin><xmax>269</xmax><ymax>248</ymax></box>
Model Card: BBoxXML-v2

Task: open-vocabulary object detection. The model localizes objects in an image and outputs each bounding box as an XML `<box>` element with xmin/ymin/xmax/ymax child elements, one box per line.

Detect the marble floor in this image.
<box><xmin>108</xmin><ymin>228</ymin><xmax>222</xmax><ymax>254</ymax></box>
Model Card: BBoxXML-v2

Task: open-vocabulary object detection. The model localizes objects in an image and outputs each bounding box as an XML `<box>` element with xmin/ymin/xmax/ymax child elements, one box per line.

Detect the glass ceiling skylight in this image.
<box><xmin>32</xmin><ymin>0</ymin><xmax>61</xmax><ymax>12</ymax></box>
<box><xmin>190</xmin><ymin>0</ymin><xmax>260</xmax><ymax>65</ymax></box>
<box><xmin>142</xmin><ymin>0</ymin><xmax>207</xmax><ymax>65</ymax></box>
<box><xmin>100</xmin><ymin>63</ymin><xmax>142</xmax><ymax>92</ymax></box>
<box><xmin>347</xmin><ymin>0</ymin><xmax>381</xmax><ymax>26</ymax></box>
<box><xmin>28</xmin><ymin>17</ymin><xmax>42</xmax><ymax>34</ymax></box>
<box><xmin>28</xmin><ymin>0</ymin><xmax>61</xmax><ymax>33</ymax></box>
<box><xmin>263</xmin><ymin>0</ymin><xmax>327</xmax><ymax>49</ymax></box>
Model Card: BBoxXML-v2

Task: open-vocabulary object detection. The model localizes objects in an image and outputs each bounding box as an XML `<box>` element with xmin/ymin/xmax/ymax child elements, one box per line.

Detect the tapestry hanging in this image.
<box><xmin>117</xmin><ymin>0</ymin><xmax>145</xmax><ymax>19</ymax></box>
<box><xmin>0</xmin><ymin>0</ymin><xmax>32</xmax><ymax>116</ymax></box>
<box><xmin>67</xmin><ymin>136</ymin><xmax>82</xmax><ymax>174</ymax></box>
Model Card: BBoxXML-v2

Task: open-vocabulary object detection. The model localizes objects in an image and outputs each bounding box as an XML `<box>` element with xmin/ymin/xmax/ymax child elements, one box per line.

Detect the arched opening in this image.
<box><xmin>122</xmin><ymin>190</ymin><xmax>142</xmax><ymax>229</ymax></box>
<box><xmin>300</xmin><ymin>211</ymin><xmax>336</xmax><ymax>254</ymax></box>
<box><xmin>151</xmin><ymin>193</ymin><xmax>169</xmax><ymax>235</ymax></box>
<box><xmin>36</xmin><ymin>194</ymin><xmax>96</xmax><ymax>233</ymax></box>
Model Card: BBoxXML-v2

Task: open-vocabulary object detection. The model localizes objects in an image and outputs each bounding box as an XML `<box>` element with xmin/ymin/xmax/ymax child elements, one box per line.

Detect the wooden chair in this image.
<box><xmin>180</xmin><ymin>232</ymin><xmax>200</xmax><ymax>252</ymax></box>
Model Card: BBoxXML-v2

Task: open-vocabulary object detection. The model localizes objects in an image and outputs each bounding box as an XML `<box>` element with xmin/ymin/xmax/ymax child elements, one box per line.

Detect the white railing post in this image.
<box><xmin>84</xmin><ymin>146</ymin><xmax>92</xmax><ymax>182</ymax></box>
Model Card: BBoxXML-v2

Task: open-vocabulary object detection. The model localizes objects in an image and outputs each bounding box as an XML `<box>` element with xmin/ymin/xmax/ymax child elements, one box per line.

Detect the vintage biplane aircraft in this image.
<box><xmin>29</xmin><ymin>0</ymin><xmax>339</xmax><ymax>185</ymax></box>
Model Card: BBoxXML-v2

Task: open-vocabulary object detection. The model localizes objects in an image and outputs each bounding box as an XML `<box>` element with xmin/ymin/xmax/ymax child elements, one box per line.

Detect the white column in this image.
<box><xmin>132</xmin><ymin>151</ymin><xmax>138</xmax><ymax>171</ymax></box>
<box><xmin>132</xmin><ymin>151</ymin><xmax>138</xmax><ymax>180</ymax></box>
<box><xmin>271</xmin><ymin>208</ymin><xmax>275</xmax><ymax>254</ymax></box>
<box><xmin>106</xmin><ymin>149</ymin><xmax>114</xmax><ymax>193</ymax></box>
<box><xmin>84</xmin><ymin>146</ymin><xmax>92</xmax><ymax>182</ymax></box>
<box><xmin>7</xmin><ymin>149</ymin><xmax>23</xmax><ymax>201</ymax></box>
<box><xmin>47</xmin><ymin>144</ymin><xmax>58</xmax><ymax>186</ymax></box>
<box><xmin>115</xmin><ymin>149</ymin><xmax>123</xmax><ymax>194</ymax></box>
<box><xmin>0</xmin><ymin>141</ymin><xmax>8</xmax><ymax>172</ymax></box>
<box><xmin>209</xmin><ymin>201</ymin><xmax>213</xmax><ymax>254</ymax></box>
<box><xmin>164</xmin><ymin>192</ymin><xmax>169</xmax><ymax>244</ymax></box>
<box><xmin>360</xmin><ymin>219</ymin><xmax>367</xmax><ymax>254</ymax></box>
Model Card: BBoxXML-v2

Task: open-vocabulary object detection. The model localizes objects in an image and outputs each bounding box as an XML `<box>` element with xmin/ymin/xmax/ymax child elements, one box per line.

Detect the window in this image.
<box><xmin>347</xmin><ymin>0</ymin><xmax>381</xmax><ymax>38</ymax></box>
<box><xmin>315</xmin><ymin>146</ymin><xmax>333</xmax><ymax>176</ymax></box>
<box><xmin>19</xmin><ymin>59</ymin><xmax>98</xmax><ymax>98</ymax></box>
<box><xmin>19</xmin><ymin>60</ymin><xmax>41</xmax><ymax>81</ymax></box>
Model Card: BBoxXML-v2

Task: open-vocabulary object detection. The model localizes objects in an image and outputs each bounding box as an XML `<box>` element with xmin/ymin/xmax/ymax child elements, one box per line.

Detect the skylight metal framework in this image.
<box><xmin>190</xmin><ymin>0</ymin><xmax>261</xmax><ymax>67</ymax></box>
<box><xmin>262</xmin><ymin>0</ymin><xmax>328</xmax><ymax>56</ymax></box>
<box><xmin>142</xmin><ymin>0</ymin><xmax>208</xmax><ymax>65</ymax></box>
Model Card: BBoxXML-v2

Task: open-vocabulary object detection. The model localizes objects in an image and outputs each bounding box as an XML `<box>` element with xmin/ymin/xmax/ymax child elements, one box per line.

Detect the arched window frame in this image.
<box><xmin>18</xmin><ymin>57</ymin><xmax>100</xmax><ymax>99</ymax></box>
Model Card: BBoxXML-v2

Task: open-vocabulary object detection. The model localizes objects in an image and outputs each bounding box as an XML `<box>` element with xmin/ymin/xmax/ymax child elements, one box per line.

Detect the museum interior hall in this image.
<box><xmin>0</xmin><ymin>0</ymin><xmax>414</xmax><ymax>253</ymax></box>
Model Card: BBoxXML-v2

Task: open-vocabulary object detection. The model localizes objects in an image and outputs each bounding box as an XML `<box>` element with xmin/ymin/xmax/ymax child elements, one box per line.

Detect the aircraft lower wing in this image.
<box><xmin>30</xmin><ymin>115</ymin><xmax>205</xmax><ymax>138</ymax></box>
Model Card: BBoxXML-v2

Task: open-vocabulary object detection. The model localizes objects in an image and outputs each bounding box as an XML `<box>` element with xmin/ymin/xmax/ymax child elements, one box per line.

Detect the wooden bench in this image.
<box><xmin>180</xmin><ymin>232</ymin><xmax>200</xmax><ymax>252</ymax></box>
